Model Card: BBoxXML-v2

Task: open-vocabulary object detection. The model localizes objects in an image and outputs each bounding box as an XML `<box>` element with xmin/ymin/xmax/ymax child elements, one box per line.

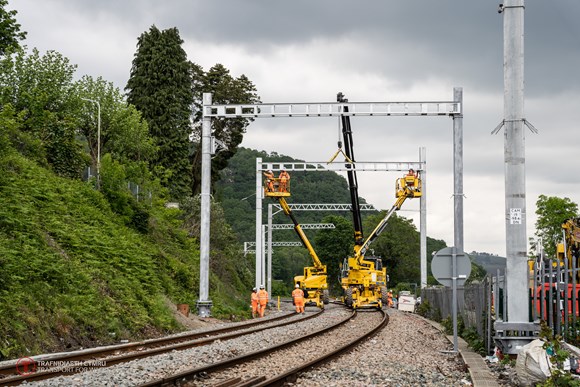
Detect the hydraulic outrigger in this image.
<box><xmin>337</xmin><ymin>92</ymin><xmax>422</xmax><ymax>309</ymax></box>
<box><xmin>263</xmin><ymin>177</ymin><xmax>329</xmax><ymax>308</ymax></box>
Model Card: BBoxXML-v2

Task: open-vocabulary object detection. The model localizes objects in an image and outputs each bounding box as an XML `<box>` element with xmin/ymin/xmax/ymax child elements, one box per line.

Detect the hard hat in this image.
<box><xmin>268</xmin><ymin>170</ymin><xmax>272</xmax><ymax>173</ymax></box>
<box><xmin>260</xmin><ymin>284</ymin><xmax>264</xmax><ymax>289</ymax></box>
<box><xmin>295</xmin><ymin>284</ymin><xmax>300</xmax><ymax>288</ymax></box>
<box><xmin>253</xmin><ymin>287</ymin><xmax>256</xmax><ymax>291</ymax></box>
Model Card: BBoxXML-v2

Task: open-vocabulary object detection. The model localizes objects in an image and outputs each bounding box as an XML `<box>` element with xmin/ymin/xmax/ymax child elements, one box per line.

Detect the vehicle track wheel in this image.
<box><xmin>345</xmin><ymin>288</ymin><xmax>353</xmax><ymax>308</ymax></box>
<box><xmin>380</xmin><ymin>286</ymin><xmax>389</xmax><ymax>308</ymax></box>
<box><xmin>322</xmin><ymin>290</ymin><xmax>330</xmax><ymax>304</ymax></box>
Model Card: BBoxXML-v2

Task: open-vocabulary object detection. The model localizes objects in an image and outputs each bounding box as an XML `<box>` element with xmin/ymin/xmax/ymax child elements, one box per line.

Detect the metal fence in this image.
<box><xmin>421</xmin><ymin>258</ymin><xmax>580</xmax><ymax>354</ymax></box>
<box><xmin>422</xmin><ymin>279</ymin><xmax>494</xmax><ymax>354</ymax></box>
<box><xmin>530</xmin><ymin>257</ymin><xmax>580</xmax><ymax>344</ymax></box>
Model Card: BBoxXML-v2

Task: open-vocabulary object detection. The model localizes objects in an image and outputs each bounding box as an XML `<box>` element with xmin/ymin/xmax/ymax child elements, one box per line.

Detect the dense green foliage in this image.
<box><xmin>0</xmin><ymin>140</ymin><xmax>253</xmax><ymax>359</ymax></box>
<box><xmin>0</xmin><ymin>0</ymin><xmax>26</xmax><ymax>56</ymax></box>
<box><xmin>531</xmin><ymin>194</ymin><xmax>579</xmax><ymax>258</ymax></box>
<box><xmin>126</xmin><ymin>26</ymin><xmax>193</xmax><ymax>200</ymax></box>
<box><xmin>0</xmin><ymin>48</ymin><xmax>87</xmax><ymax>178</ymax></box>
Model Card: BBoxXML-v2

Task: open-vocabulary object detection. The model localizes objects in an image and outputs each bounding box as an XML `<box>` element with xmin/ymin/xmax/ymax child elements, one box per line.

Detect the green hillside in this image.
<box><xmin>0</xmin><ymin>150</ymin><xmax>253</xmax><ymax>360</ymax></box>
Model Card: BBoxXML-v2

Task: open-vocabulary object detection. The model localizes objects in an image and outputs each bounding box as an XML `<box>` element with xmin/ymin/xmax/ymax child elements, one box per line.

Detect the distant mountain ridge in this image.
<box><xmin>469</xmin><ymin>251</ymin><xmax>507</xmax><ymax>275</ymax></box>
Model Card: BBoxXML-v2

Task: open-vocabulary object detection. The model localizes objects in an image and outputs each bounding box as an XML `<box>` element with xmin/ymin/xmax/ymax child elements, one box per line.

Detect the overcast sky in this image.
<box><xmin>9</xmin><ymin>0</ymin><xmax>580</xmax><ymax>256</ymax></box>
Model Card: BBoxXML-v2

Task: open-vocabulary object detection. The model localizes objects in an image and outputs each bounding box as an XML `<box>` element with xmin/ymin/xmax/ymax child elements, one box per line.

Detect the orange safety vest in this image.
<box><xmin>251</xmin><ymin>292</ymin><xmax>258</xmax><ymax>305</ymax></box>
<box><xmin>258</xmin><ymin>289</ymin><xmax>269</xmax><ymax>305</ymax></box>
<box><xmin>292</xmin><ymin>288</ymin><xmax>304</xmax><ymax>303</ymax></box>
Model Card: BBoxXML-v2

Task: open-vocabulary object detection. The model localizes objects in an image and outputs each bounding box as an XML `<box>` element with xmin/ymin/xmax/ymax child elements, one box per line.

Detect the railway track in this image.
<box><xmin>139</xmin><ymin>306</ymin><xmax>387</xmax><ymax>387</ymax></box>
<box><xmin>2</xmin><ymin>305</ymin><xmax>472</xmax><ymax>386</ymax></box>
<box><xmin>0</xmin><ymin>310</ymin><xmax>315</xmax><ymax>386</ymax></box>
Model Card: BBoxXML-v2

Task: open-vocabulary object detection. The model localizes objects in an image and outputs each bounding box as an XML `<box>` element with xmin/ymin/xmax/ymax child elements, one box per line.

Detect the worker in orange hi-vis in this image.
<box><xmin>257</xmin><ymin>284</ymin><xmax>269</xmax><ymax>317</ymax></box>
<box><xmin>263</xmin><ymin>170</ymin><xmax>275</xmax><ymax>192</ymax></box>
<box><xmin>292</xmin><ymin>284</ymin><xmax>305</xmax><ymax>314</ymax></box>
<box><xmin>278</xmin><ymin>169</ymin><xmax>290</xmax><ymax>192</ymax></box>
<box><xmin>387</xmin><ymin>289</ymin><xmax>394</xmax><ymax>308</ymax></box>
<box><xmin>251</xmin><ymin>287</ymin><xmax>259</xmax><ymax>318</ymax></box>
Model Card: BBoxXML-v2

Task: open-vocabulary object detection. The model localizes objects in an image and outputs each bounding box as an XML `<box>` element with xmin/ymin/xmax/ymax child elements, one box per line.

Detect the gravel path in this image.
<box><xmin>293</xmin><ymin>308</ymin><xmax>471</xmax><ymax>386</ymax></box>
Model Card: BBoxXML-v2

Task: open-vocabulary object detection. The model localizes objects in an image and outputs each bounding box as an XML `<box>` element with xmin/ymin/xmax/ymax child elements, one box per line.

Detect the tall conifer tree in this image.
<box><xmin>126</xmin><ymin>26</ymin><xmax>193</xmax><ymax>200</ymax></box>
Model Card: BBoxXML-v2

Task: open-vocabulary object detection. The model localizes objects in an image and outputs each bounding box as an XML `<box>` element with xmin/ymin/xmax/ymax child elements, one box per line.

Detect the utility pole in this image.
<box><xmin>81</xmin><ymin>98</ymin><xmax>101</xmax><ymax>189</ymax></box>
<box><xmin>197</xmin><ymin>93</ymin><xmax>213</xmax><ymax>317</ymax></box>
<box><xmin>494</xmin><ymin>0</ymin><xmax>538</xmax><ymax>354</ymax></box>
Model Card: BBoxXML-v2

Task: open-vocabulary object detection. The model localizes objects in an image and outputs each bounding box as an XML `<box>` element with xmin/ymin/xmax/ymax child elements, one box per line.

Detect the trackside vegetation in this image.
<box><xmin>0</xmin><ymin>146</ymin><xmax>253</xmax><ymax>360</ymax></box>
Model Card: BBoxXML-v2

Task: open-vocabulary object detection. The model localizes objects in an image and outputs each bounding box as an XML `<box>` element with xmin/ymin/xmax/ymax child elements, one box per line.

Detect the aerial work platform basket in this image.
<box><xmin>264</xmin><ymin>177</ymin><xmax>291</xmax><ymax>197</ymax></box>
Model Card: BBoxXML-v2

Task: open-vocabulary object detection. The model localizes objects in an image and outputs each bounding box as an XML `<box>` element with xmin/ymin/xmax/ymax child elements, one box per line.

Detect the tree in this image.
<box><xmin>0</xmin><ymin>0</ymin><xmax>26</xmax><ymax>56</ymax></box>
<box><xmin>74</xmin><ymin>75</ymin><xmax>162</xmax><ymax>201</ymax></box>
<box><xmin>314</xmin><ymin>215</ymin><xmax>354</xmax><ymax>293</ymax></box>
<box><xmin>369</xmin><ymin>213</ymin><xmax>421</xmax><ymax>284</ymax></box>
<box><xmin>190</xmin><ymin>64</ymin><xmax>260</xmax><ymax>195</ymax></box>
<box><xmin>0</xmin><ymin>48</ymin><xmax>86</xmax><ymax>178</ymax></box>
<box><xmin>126</xmin><ymin>25</ymin><xmax>193</xmax><ymax>200</ymax></box>
<box><xmin>532</xmin><ymin>195</ymin><xmax>579</xmax><ymax>258</ymax></box>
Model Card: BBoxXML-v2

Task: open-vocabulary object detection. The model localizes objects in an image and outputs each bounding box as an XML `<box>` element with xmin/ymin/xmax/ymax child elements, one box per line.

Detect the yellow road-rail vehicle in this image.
<box><xmin>263</xmin><ymin>177</ymin><xmax>329</xmax><ymax>308</ymax></box>
<box><xmin>336</xmin><ymin>92</ymin><xmax>421</xmax><ymax>310</ymax></box>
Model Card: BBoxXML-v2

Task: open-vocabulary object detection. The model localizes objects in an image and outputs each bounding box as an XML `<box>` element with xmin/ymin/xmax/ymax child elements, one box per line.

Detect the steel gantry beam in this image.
<box><xmin>259</xmin><ymin>161</ymin><xmax>424</xmax><ymax>173</ymax></box>
<box><xmin>272</xmin><ymin>203</ymin><xmax>376</xmax><ymax>212</ymax></box>
<box><xmin>244</xmin><ymin>241</ymin><xmax>303</xmax><ymax>255</ymax></box>
<box><xmin>269</xmin><ymin>223</ymin><xmax>336</xmax><ymax>230</ymax></box>
<box><xmin>204</xmin><ymin>101</ymin><xmax>460</xmax><ymax>118</ymax></box>
<box><xmin>198</xmin><ymin>90</ymin><xmax>463</xmax><ymax>317</ymax></box>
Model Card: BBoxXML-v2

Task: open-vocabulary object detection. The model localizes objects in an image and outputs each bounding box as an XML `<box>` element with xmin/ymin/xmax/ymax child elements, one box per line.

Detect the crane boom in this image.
<box><xmin>338</xmin><ymin>92</ymin><xmax>364</xmax><ymax>246</ymax></box>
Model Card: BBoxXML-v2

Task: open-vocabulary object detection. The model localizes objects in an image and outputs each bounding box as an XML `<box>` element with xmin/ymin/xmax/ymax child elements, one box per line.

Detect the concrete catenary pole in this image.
<box><xmin>197</xmin><ymin>93</ymin><xmax>213</xmax><ymax>317</ymax></box>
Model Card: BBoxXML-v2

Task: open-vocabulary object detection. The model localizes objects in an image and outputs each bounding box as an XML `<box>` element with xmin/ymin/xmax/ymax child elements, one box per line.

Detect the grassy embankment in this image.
<box><xmin>0</xmin><ymin>151</ymin><xmax>251</xmax><ymax>360</ymax></box>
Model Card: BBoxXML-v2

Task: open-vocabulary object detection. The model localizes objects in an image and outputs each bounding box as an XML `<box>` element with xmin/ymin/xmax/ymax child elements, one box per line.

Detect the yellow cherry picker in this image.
<box><xmin>263</xmin><ymin>173</ymin><xmax>329</xmax><ymax>308</ymax></box>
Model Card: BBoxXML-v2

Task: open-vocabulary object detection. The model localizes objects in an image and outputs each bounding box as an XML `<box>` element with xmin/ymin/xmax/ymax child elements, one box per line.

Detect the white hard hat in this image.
<box><xmin>295</xmin><ymin>284</ymin><xmax>300</xmax><ymax>288</ymax></box>
<box><xmin>253</xmin><ymin>287</ymin><xmax>256</xmax><ymax>291</ymax></box>
<box><xmin>260</xmin><ymin>284</ymin><xmax>264</xmax><ymax>289</ymax></box>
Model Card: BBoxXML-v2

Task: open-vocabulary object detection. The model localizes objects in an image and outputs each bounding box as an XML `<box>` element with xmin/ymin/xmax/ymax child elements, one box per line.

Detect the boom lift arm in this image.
<box><xmin>278</xmin><ymin>197</ymin><xmax>324</xmax><ymax>270</ymax></box>
<box><xmin>355</xmin><ymin>179</ymin><xmax>421</xmax><ymax>261</ymax></box>
<box><xmin>263</xmin><ymin>177</ymin><xmax>328</xmax><ymax>308</ymax></box>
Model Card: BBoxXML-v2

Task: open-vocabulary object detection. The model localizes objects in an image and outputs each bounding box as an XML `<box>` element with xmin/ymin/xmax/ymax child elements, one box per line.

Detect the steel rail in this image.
<box><xmin>253</xmin><ymin>309</ymin><xmax>388</xmax><ymax>387</ymax></box>
<box><xmin>137</xmin><ymin>308</ymin><xmax>369</xmax><ymax>387</ymax></box>
<box><xmin>0</xmin><ymin>311</ymin><xmax>315</xmax><ymax>385</ymax></box>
